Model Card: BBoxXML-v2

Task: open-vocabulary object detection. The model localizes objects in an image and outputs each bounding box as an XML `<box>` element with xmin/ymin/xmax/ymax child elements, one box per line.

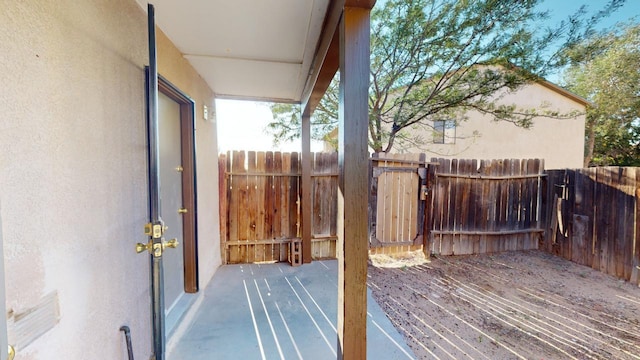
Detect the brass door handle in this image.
<box><xmin>136</xmin><ymin>242</ymin><xmax>152</xmax><ymax>254</ymax></box>
<box><xmin>8</xmin><ymin>345</ymin><xmax>15</xmax><ymax>360</ymax></box>
<box><xmin>163</xmin><ymin>238</ymin><xmax>179</xmax><ymax>249</ymax></box>
<box><xmin>136</xmin><ymin>238</ymin><xmax>178</xmax><ymax>256</ymax></box>
<box><xmin>178</xmin><ymin>208</ymin><xmax>187</xmax><ymax>214</ymax></box>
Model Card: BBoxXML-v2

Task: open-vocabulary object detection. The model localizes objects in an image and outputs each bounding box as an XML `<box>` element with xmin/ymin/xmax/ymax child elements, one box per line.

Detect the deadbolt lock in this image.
<box><xmin>144</xmin><ymin>222</ymin><xmax>165</xmax><ymax>239</ymax></box>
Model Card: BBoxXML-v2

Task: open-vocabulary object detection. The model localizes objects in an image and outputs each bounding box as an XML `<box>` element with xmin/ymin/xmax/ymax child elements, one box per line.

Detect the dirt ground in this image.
<box><xmin>368</xmin><ymin>250</ymin><xmax>640</xmax><ymax>360</ymax></box>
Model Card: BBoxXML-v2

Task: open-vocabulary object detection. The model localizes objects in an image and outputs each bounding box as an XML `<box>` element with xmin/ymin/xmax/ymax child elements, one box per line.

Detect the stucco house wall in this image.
<box><xmin>0</xmin><ymin>1</ymin><xmax>220</xmax><ymax>359</ymax></box>
<box><xmin>399</xmin><ymin>81</ymin><xmax>587</xmax><ymax>169</ymax></box>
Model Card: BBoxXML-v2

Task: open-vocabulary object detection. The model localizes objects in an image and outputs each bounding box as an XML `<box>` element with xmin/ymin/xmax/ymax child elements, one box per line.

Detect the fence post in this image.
<box><xmin>301</xmin><ymin>113</ymin><xmax>313</xmax><ymax>263</ymax></box>
<box><xmin>423</xmin><ymin>159</ymin><xmax>435</xmax><ymax>257</ymax></box>
<box><xmin>218</xmin><ymin>152</ymin><xmax>228</xmax><ymax>264</ymax></box>
<box><xmin>368</xmin><ymin>153</ymin><xmax>379</xmax><ymax>248</ymax></box>
<box><xmin>631</xmin><ymin>182</ymin><xmax>640</xmax><ymax>285</ymax></box>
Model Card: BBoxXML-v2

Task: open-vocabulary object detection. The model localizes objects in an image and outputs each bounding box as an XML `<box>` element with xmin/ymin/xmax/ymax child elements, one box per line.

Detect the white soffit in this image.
<box><xmin>137</xmin><ymin>0</ymin><xmax>330</xmax><ymax>103</ymax></box>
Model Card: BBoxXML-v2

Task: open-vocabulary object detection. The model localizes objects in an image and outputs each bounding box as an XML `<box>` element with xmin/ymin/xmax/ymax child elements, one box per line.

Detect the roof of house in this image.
<box><xmin>537</xmin><ymin>79</ymin><xmax>590</xmax><ymax>107</ymax></box>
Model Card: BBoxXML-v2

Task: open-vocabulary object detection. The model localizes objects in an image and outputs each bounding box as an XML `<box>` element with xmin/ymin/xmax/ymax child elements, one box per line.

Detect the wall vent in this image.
<box><xmin>8</xmin><ymin>291</ymin><xmax>60</xmax><ymax>349</ymax></box>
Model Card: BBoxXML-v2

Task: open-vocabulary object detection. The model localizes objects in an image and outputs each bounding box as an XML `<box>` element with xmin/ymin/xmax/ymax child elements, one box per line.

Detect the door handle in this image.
<box><xmin>163</xmin><ymin>238</ymin><xmax>179</xmax><ymax>249</ymax></box>
<box><xmin>8</xmin><ymin>345</ymin><xmax>15</xmax><ymax>360</ymax></box>
<box><xmin>136</xmin><ymin>238</ymin><xmax>179</xmax><ymax>257</ymax></box>
<box><xmin>178</xmin><ymin>208</ymin><xmax>188</xmax><ymax>214</ymax></box>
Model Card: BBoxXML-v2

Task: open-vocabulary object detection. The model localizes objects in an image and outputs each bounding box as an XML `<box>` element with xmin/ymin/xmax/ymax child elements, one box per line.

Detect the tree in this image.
<box><xmin>268</xmin><ymin>0</ymin><xmax>624</xmax><ymax>153</ymax></box>
<box><xmin>563</xmin><ymin>22</ymin><xmax>640</xmax><ymax>166</ymax></box>
<box><xmin>266</xmin><ymin>79</ymin><xmax>338</xmax><ymax>147</ymax></box>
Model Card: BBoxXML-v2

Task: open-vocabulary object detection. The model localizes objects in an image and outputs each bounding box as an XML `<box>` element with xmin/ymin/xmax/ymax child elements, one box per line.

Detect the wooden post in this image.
<box><xmin>218</xmin><ymin>153</ymin><xmax>228</xmax><ymax>264</ymax></box>
<box><xmin>337</xmin><ymin>5</ymin><xmax>371</xmax><ymax>359</ymax></box>
<box><xmin>301</xmin><ymin>111</ymin><xmax>313</xmax><ymax>263</ymax></box>
<box><xmin>631</xmin><ymin>182</ymin><xmax>640</xmax><ymax>285</ymax></box>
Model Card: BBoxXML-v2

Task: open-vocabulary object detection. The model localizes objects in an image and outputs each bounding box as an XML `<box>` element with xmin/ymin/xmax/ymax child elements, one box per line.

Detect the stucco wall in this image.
<box><xmin>0</xmin><ymin>1</ymin><xmax>220</xmax><ymax>359</ymax></box>
<box><xmin>156</xmin><ymin>30</ymin><xmax>222</xmax><ymax>291</ymax></box>
<box><xmin>400</xmin><ymin>82</ymin><xmax>587</xmax><ymax>169</ymax></box>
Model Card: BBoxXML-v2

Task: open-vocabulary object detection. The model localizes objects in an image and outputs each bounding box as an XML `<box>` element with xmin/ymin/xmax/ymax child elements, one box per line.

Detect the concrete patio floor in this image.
<box><xmin>167</xmin><ymin>260</ymin><xmax>414</xmax><ymax>359</ymax></box>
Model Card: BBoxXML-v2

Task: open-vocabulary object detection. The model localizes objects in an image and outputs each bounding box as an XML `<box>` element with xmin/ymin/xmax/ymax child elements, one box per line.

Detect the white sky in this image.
<box><xmin>216</xmin><ymin>99</ymin><xmax>324</xmax><ymax>153</ymax></box>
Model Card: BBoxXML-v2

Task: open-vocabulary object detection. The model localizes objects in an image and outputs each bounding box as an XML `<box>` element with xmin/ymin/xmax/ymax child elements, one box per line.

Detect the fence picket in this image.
<box><xmin>441</xmin><ymin>159</ymin><xmax>453</xmax><ymax>255</ymax></box>
<box><xmin>572</xmin><ymin>169</ymin><xmax>586</xmax><ymax>265</ymax></box>
<box><xmin>255</xmin><ymin>152</ymin><xmax>266</xmax><ymax>262</ymax></box>
<box><xmin>633</xmin><ymin>168</ymin><xmax>640</xmax><ymax>284</ymax></box>
<box><xmin>272</xmin><ymin>152</ymin><xmax>282</xmax><ymax>240</ymax></box>
<box><xmin>622</xmin><ymin>168</ymin><xmax>636</xmax><ymax>280</ymax></box>
<box><xmin>290</xmin><ymin>153</ymin><xmax>300</xmax><ymax>238</ymax></box>
<box><xmin>219</xmin><ymin>152</ymin><xmax>228</xmax><ymax>263</ymax></box>
<box><xmin>264</xmin><ymin>152</ymin><xmax>274</xmax><ymax>258</ymax></box>
<box><xmin>235</xmin><ymin>151</ymin><xmax>248</xmax><ymax>261</ymax></box>
<box><xmin>508</xmin><ymin>159</ymin><xmax>520</xmax><ymax>249</ymax></box>
<box><xmin>583</xmin><ymin>168</ymin><xmax>596</xmax><ymax>268</ymax></box>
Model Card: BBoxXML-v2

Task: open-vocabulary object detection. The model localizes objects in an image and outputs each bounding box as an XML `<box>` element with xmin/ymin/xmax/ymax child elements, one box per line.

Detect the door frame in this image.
<box><xmin>158</xmin><ymin>75</ymin><xmax>199</xmax><ymax>293</ymax></box>
<box><xmin>0</xmin><ymin>204</ymin><xmax>9</xmax><ymax>360</ymax></box>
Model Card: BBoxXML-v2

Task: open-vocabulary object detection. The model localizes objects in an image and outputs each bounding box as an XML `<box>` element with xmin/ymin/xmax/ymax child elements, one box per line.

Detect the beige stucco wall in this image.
<box><xmin>0</xmin><ymin>1</ymin><xmax>220</xmax><ymax>359</ymax></box>
<box><xmin>400</xmin><ymin>82</ymin><xmax>586</xmax><ymax>169</ymax></box>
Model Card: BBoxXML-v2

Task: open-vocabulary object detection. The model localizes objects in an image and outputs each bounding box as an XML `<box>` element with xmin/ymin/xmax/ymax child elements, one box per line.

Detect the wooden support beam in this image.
<box><xmin>337</xmin><ymin>6</ymin><xmax>371</xmax><ymax>360</ymax></box>
<box><xmin>301</xmin><ymin>112</ymin><xmax>313</xmax><ymax>264</ymax></box>
<box><xmin>301</xmin><ymin>0</ymin><xmax>344</xmax><ymax>115</ymax></box>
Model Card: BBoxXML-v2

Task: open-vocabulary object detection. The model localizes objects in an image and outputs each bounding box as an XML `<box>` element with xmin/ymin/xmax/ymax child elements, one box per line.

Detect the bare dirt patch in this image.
<box><xmin>368</xmin><ymin>250</ymin><xmax>640</xmax><ymax>360</ymax></box>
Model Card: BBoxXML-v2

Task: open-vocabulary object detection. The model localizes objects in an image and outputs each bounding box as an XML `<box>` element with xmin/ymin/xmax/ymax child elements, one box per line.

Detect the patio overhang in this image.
<box><xmin>135</xmin><ymin>0</ymin><xmax>358</xmax><ymax>105</ymax></box>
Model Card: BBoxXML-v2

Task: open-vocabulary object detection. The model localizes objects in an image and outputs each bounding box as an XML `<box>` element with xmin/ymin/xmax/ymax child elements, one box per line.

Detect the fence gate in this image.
<box><xmin>429</xmin><ymin>158</ymin><xmax>545</xmax><ymax>255</ymax></box>
<box><xmin>369</xmin><ymin>153</ymin><xmax>430</xmax><ymax>252</ymax></box>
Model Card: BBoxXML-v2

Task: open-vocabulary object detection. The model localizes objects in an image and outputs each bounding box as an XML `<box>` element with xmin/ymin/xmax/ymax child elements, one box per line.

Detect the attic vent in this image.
<box><xmin>8</xmin><ymin>291</ymin><xmax>60</xmax><ymax>349</ymax></box>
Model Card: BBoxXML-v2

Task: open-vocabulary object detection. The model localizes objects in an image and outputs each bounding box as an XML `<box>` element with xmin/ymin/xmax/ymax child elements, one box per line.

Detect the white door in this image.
<box><xmin>158</xmin><ymin>91</ymin><xmax>185</xmax><ymax>315</ymax></box>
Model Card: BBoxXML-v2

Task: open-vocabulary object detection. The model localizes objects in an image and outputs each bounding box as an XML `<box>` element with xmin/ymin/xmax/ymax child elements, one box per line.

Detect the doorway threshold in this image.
<box><xmin>166</xmin><ymin>292</ymin><xmax>197</xmax><ymax>339</ymax></box>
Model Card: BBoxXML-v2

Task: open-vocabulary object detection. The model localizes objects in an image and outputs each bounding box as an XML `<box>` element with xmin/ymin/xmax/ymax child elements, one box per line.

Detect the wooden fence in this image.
<box><xmin>541</xmin><ymin>167</ymin><xmax>640</xmax><ymax>283</ymax></box>
<box><xmin>429</xmin><ymin>158</ymin><xmax>545</xmax><ymax>255</ymax></box>
<box><xmin>218</xmin><ymin>151</ymin><xmax>640</xmax><ymax>284</ymax></box>
<box><xmin>219</xmin><ymin>151</ymin><xmax>337</xmax><ymax>264</ymax></box>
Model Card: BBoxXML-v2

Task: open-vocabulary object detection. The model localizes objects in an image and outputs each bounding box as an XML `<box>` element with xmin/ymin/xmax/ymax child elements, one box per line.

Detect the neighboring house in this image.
<box><xmin>324</xmin><ymin>79</ymin><xmax>588</xmax><ymax>169</ymax></box>
<box><xmin>0</xmin><ymin>1</ymin><xmax>372</xmax><ymax>359</ymax></box>
<box><xmin>398</xmin><ymin>80</ymin><xmax>588</xmax><ymax>169</ymax></box>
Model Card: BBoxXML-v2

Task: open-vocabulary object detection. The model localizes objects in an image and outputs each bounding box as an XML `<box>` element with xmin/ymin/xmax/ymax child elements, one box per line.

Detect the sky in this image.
<box><xmin>215</xmin><ymin>100</ymin><xmax>323</xmax><ymax>154</ymax></box>
<box><xmin>216</xmin><ymin>0</ymin><xmax>639</xmax><ymax>154</ymax></box>
<box><xmin>541</xmin><ymin>0</ymin><xmax>639</xmax><ymax>28</ymax></box>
